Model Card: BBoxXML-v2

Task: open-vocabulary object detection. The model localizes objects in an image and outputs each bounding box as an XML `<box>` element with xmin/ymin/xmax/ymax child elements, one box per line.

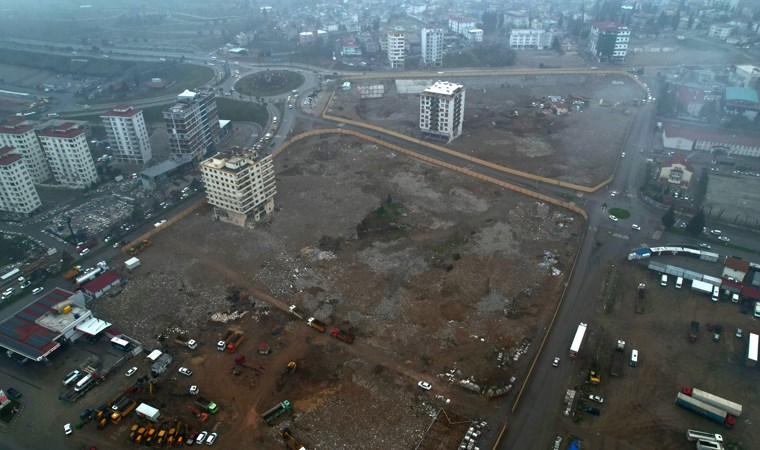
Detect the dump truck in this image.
<box><xmin>689</xmin><ymin>321</ymin><xmax>700</xmax><ymax>342</ymax></box>
<box><xmin>217</xmin><ymin>329</ymin><xmax>234</xmax><ymax>351</ymax></box>
<box><xmin>63</xmin><ymin>266</ymin><xmax>81</xmax><ymax>280</ymax></box>
<box><xmin>226</xmin><ymin>333</ymin><xmax>245</xmax><ymax>352</ymax></box>
<box><xmin>610</xmin><ymin>340</ymin><xmax>626</xmax><ymax>377</ymax></box>
<box><xmin>110</xmin><ymin>399</ymin><xmax>136</xmax><ymax>423</ymax></box>
<box><xmin>175</xmin><ymin>335</ymin><xmax>198</xmax><ymax>349</ymax></box>
<box><xmin>675</xmin><ymin>392</ymin><xmax>735</xmax><ymax>429</ymax></box>
<box><xmin>682</xmin><ymin>387</ymin><xmax>742</xmax><ymax>417</ymax></box>
<box><xmin>307</xmin><ymin>317</ymin><xmax>326</xmax><ymax>332</ymax></box>
<box><xmin>195</xmin><ymin>396</ymin><xmax>219</xmax><ymax>414</ymax></box>
<box><xmin>262</xmin><ymin>400</ymin><xmax>292</xmax><ymax>425</ymax></box>
<box><xmin>331</xmin><ymin>327</ymin><xmax>354</xmax><ymax>344</ymax></box>
<box><xmin>135</xmin><ymin>403</ymin><xmax>160</xmax><ymax>422</ymax></box>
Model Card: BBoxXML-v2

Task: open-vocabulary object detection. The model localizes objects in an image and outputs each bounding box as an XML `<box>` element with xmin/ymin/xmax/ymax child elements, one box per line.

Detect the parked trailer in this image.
<box><xmin>685</xmin><ymin>429</ymin><xmax>723</xmax><ymax>443</ymax></box>
<box><xmin>748</xmin><ymin>333</ymin><xmax>759</xmax><ymax>367</ymax></box>
<box><xmin>135</xmin><ymin>403</ymin><xmax>160</xmax><ymax>422</ymax></box>
<box><xmin>307</xmin><ymin>317</ymin><xmax>326</xmax><ymax>332</ymax></box>
<box><xmin>691</xmin><ymin>280</ymin><xmax>714</xmax><ymax>295</ymax></box>
<box><xmin>569</xmin><ymin>322</ymin><xmax>588</xmax><ymax>358</ymax></box>
<box><xmin>682</xmin><ymin>387</ymin><xmax>743</xmax><ymax>417</ymax></box>
<box><xmin>675</xmin><ymin>393</ymin><xmax>735</xmax><ymax>429</ymax></box>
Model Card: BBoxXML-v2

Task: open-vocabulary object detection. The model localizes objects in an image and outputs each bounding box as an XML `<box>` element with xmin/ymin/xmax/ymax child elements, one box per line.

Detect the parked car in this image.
<box><xmin>206</xmin><ymin>432</ymin><xmax>218</xmax><ymax>445</ymax></box>
<box><xmin>736</xmin><ymin>328</ymin><xmax>743</xmax><ymax>338</ymax></box>
<box><xmin>584</xmin><ymin>407</ymin><xmax>601</xmax><ymax>416</ymax></box>
<box><xmin>79</xmin><ymin>248</ymin><xmax>90</xmax><ymax>256</ymax></box>
<box><xmin>6</xmin><ymin>387</ymin><xmax>21</xmax><ymax>399</ymax></box>
<box><xmin>417</xmin><ymin>381</ymin><xmax>432</xmax><ymax>390</ymax></box>
<box><xmin>64</xmin><ymin>423</ymin><xmax>73</xmax><ymax>435</ymax></box>
<box><xmin>32</xmin><ymin>287</ymin><xmax>44</xmax><ymax>295</ymax></box>
<box><xmin>196</xmin><ymin>431</ymin><xmax>208</xmax><ymax>444</ymax></box>
<box><xmin>125</xmin><ymin>367</ymin><xmax>138</xmax><ymax>377</ymax></box>
<box><xmin>609</xmin><ymin>215</ymin><xmax>618</xmax><ymax>222</ymax></box>
<box><xmin>631</xmin><ymin>224</ymin><xmax>641</xmax><ymax>231</ymax></box>
<box><xmin>718</xmin><ymin>236</ymin><xmax>730</xmax><ymax>242</ymax></box>
<box><xmin>588</xmin><ymin>394</ymin><xmax>604</xmax><ymax>403</ymax></box>
<box><xmin>552</xmin><ymin>357</ymin><xmax>560</xmax><ymax>367</ymax></box>
<box><xmin>179</xmin><ymin>367</ymin><xmax>193</xmax><ymax>376</ymax></box>
<box><xmin>699</xmin><ymin>243</ymin><xmax>711</xmax><ymax>249</ymax></box>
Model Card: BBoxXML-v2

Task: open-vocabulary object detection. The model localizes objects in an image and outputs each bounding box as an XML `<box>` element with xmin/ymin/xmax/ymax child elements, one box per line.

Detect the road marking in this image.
<box><xmin>612</xmin><ymin>233</ymin><xmax>630</xmax><ymax>240</ymax></box>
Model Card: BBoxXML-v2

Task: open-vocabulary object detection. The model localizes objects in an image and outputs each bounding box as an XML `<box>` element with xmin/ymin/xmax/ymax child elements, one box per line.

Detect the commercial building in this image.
<box><xmin>38</xmin><ymin>122</ymin><xmax>98</xmax><ymax>189</ymax></box>
<box><xmin>723</xmin><ymin>86</ymin><xmax>760</xmax><ymax>121</ymax></box>
<box><xmin>100</xmin><ymin>104</ymin><xmax>152</xmax><ymax>164</ymax></box>
<box><xmin>0</xmin><ymin>119</ymin><xmax>51</xmax><ymax>184</ymax></box>
<box><xmin>200</xmin><ymin>150</ymin><xmax>276</xmax><ymax>227</ymax></box>
<box><xmin>588</xmin><ymin>22</ymin><xmax>630</xmax><ymax>63</ymax></box>
<box><xmin>509</xmin><ymin>29</ymin><xmax>553</xmax><ymax>50</ymax></box>
<box><xmin>163</xmin><ymin>89</ymin><xmax>220</xmax><ymax>161</ymax></box>
<box><xmin>658</xmin><ymin>153</ymin><xmax>694</xmax><ymax>188</ymax></box>
<box><xmin>421</xmin><ymin>27</ymin><xmax>444</xmax><ymax>68</ymax></box>
<box><xmin>419</xmin><ymin>81</ymin><xmax>465</xmax><ymax>143</ymax></box>
<box><xmin>730</xmin><ymin>65</ymin><xmax>760</xmax><ymax>89</ymax></box>
<box><xmin>0</xmin><ymin>146</ymin><xmax>42</xmax><ymax>215</ymax></box>
<box><xmin>386</xmin><ymin>29</ymin><xmax>405</xmax><ymax>69</ymax></box>
<box><xmin>662</xmin><ymin>125</ymin><xmax>760</xmax><ymax>157</ymax></box>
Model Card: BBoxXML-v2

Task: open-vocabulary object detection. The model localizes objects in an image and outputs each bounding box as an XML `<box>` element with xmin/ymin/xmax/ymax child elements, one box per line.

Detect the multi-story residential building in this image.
<box><xmin>200</xmin><ymin>150</ymin><xmax>276</xmax><ymax>227</ymax></box>
<box><xmin>163</xmin><ymin>89</ymin><xmax>220</xmax><ymax>161</ymax></box>
<box><xmin>588</xmin><ymin>22</ymin><xmax>630</xmax><ymax>63</ymax></box>
<box><xmin>706</xmin><ymin>0</ymin><xmax>739</xmax><ymax>12</ymax></box>
<box><xmin>708</xmin><ymin>24</ymin><xmax>733</xmax><ymax>40</ymax></box>
<box><xmin>387</xmin><ymin>29</ymin><xmax>405</xmax><ymax>69</ymax></box>
<box><xmin>505</xmin><ymin>10</ymin><xmax>530</xmax><ymax>28</ymax></box>
<box><xmin>0</xmin><ymin>146</ymin><xmax>42</xmax><ymax>215</ymax></box>
<box><xmin>465</xmin><ymin>29</ymin><xmax>484</xmax><ymax>42</ymax></box>
<box><xmin>419</xmin><ymin>81</ymin><xmax>465</xmax><ymax>143</ymax></box>
<box><xmin>100</xmin><ymin>104</ymin><xmax>152</xmax><ymax>164</ymax></box>
<box><xmin>37</xmin><ymin>122</ymin><xmax>97</xmax><ymax>189</ymax></box>
<box><xmin>421</xmin><ymin>26</ymin><xmax>444</xmax><ymax>67</ymax></box>
<box><xmin>448</xmin><ymin>16</ymin><xmax>477</xmax><ymax>34</ymax></box>
<box><xmin>341</xmin><ymin>39</ymin><xmax>362</xmax><ymax>56</ymax></box>
<box><xmin>0</xmin><ymin>119</ymin><xmax>51</xmax><ymax>184</ymax></box>
<box><xmin>730</xmin><ymin>65</ymin><xmax>760</xmax><ymax>89</ymax></box>
<box><xmin>509</xmin><ymin>29</ymin><xmax>553</xmax><ymax>49</ymax></box>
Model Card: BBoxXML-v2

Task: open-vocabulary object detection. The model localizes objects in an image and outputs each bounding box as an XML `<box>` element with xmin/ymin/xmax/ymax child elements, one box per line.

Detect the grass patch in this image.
<box><xmin>234</xmin><ymin>70</ymin><xmax>305</xmax><ymax>97</ymax></box>
<box><xmin>602</xmin><ymin>266</ymin><xmax>620</xmax><ymax>313</ymax></box>
<box><xmin>608</xmin><ymin>208</ymin><xmax>631</xmax><ymax>219</ymax></box>
<box><xmin>108</xmin><ymin>64</ymin><xmax>215</xmax><ymax>103</ymax></box>
<box><xmin>443</xmin><ymin>50</ymin><xmax>479</xmax><ymax>68</ymax></box>
<box><xmin>216</xmin><ymin>98</ymin><xmax>269</xmax><ymax>125</ymax></box>
<box><xmin>356</xmin><ymin>196</ymin><xmax>405</xmax><ymax>241</ymax></box>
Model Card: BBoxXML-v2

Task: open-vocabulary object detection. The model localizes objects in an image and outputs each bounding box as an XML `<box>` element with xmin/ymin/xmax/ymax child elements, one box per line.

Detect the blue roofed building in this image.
<box><xmin>724</xmin><ymin>86</ymin><xmax>760</xmax><ymax>121</ymax></box>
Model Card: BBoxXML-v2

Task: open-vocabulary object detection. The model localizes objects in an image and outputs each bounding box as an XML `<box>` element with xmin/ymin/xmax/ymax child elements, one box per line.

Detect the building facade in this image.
<box><xmin>101</xmin><ymin>104</ymin><xmax>152</xmax><ymax>164</ymax></box>
<box><xmin>419</xmin><ymin>81</ymin><xmax>465</xmax><ymax>143</ymax></box>
<box><xmin>509</xmin><ymin>29</ymin><xmax>553</xmax><ymax>49</ymax></box>
<box><xmin>200</xmin><ymin>151</ymin><xmax>277</xmax><ymax>227</ymax></box>
<box><xmin>38</xmin><ymin>123</ymin><xmax>98</xmax><ymax>189</ymax></box>
<box><xmin>386</xmin><ymin>30</ymin><xmax>405</xmax><ymax>69</ymax></box>
<box><xmin>448</xmin><ymin>17</ymin><xmax>476</xmax><ymax>34</ymax></box>
<box><xmin>588</xmin><ymin>22</ymin><xmax>630</xmax><ymax>63</ymax></box>
<box><xmin>163</xmin><ymin>90</ymin><xmax>220</xmax><ymax>162</ymax></box>
<box><xmin>421</xmin><ymin>27</ymin><xmax>444</xmax><ymax>67</ymax></box>
<box><xmin>730</xmin><ymin>65</ymin><xmax>760</xmax><ymax>89</ymax></box>
<box><xmin>0</xmin><ymin>119</ymin><xmax>51</xmax><ymax>184</ymax></box>
<box><xmin>0</xmin><ymin>146</ymin><xmax>42</xmax><ymax>215</ymax></box>
<box><xmin>465</xmin><ymin>29</ymin><xmax>484</xmax><ymax>42</ymax></box>
<box><xmin>708</xmin><ymin>24</ymin><xmax>733</xmax><ymax>40</ymax></box>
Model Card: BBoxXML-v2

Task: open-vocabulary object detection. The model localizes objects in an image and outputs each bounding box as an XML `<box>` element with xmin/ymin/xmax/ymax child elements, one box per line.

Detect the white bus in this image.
<box><xmin>686</xmin><ymin>429</ymin><xmax>723</xmax><ymax>443</ymax></box>
<box><xmin>110</xmin><ymin>337</ymin><xmax>132</xmax><ymax>351</ymax></box>
<box><xmin>0</xmin><ymin>268</ymin><xmax>20</xmax><ymax>285</ymax></box>
<box><xmin>569</xmin><ymin>322</ymin><xmax>588</xmax><ymax>358</ymax></box>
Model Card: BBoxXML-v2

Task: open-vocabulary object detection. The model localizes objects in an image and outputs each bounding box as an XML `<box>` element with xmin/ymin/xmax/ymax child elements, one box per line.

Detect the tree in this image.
<box><xmin>558</xmin><ymin>14</ymin><xmax>564</xmax><ymax>29</ymax></box>
<box><xmin>551</xmin><ymin>36</ymin><xmax>564</xmax><ymax>54</ymax></box>
<box><xmin>687</xmin><ymin>14</ymin><xmax>694</xmax><ymax>29</ymax></box>
<box><xmin>686</xmin><ymin>209</ymin><xmax>706</xmax><ymax>236</ymax></box>
<box><xmin>662</xmin><ymin>205</ymin><xmax>676</xmax><ymax>228</ymax></box>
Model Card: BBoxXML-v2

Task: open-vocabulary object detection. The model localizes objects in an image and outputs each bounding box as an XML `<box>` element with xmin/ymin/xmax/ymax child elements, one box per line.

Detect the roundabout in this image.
<box><xmin>234</xmin><ymin>70</ymin><xmax>305</xmax><ymax>97</ymax></box>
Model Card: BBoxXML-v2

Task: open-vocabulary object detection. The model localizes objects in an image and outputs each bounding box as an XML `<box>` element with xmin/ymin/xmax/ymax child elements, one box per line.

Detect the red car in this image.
<box><xmin>187</xmin><ymin>432</ymin><xmax>198</xmax><ymax>446</ymax></box>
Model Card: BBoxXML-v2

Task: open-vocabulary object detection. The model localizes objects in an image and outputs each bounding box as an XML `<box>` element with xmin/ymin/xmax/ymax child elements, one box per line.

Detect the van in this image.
<box><xmin>660</xmin><ymin>274</ymin><xmax>668</xmax><ymax>287</ymax></box>
<box><xmin>630</xmin><ymin>349</ymin><xmax>638</xmax><ymax>367</ymax></box>
<box><xmin>731</xmin><ymin>293</ymin><xmax>739</xmax><ymax>303</ymax></box>
<box><xmin>272</xmin><ymin>116</ymin><xmax>278</xmax><ymax>123</ymax></box>
<box><xmin>754</xmin><ymin>301</ymin><xmax>760</xmax><ymax>318</ymax></box>
<box><xmin>63</xmin><ymin>370</ymin><xmax>81</xmax><ymax>386</ymax></box>
<box><xmin>74</xmin><ymin>374</ymin><xmax>93</xmax><ymax>392</ymax></box>
<box><xmin>711</xmin><ymin>286</ymin><xmax>720</xmax><ymax>302</ymax></box>
<box><xmin>676</xmin><ymin>277</ymin><xmax>683</xmax><ymax>289</ymax></box>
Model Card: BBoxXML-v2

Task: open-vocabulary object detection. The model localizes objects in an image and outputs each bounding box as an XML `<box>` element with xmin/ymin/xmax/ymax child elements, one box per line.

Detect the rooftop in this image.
<box><xmin>0</xmin><ymin>120</ymin><xmax>34</xmax><ymax>135</ymax></box>
<box><xmin>82</xmin><ymin>271</ymin><xmax>121</xmax><ymax>293</ymax></box>
<box><xmin>423</xmin><ymin>81</ymin><xmax>465</xmax><ymax>96</ymax></box>
<box><xmin>101</xmin><ymin>104</ymin><xmax>142</xmax><ymax>118</ymax></box>
<box><xmin>38</xmin><ymin>122</ymin><xmax>84</xmax><ymax>139</ymax></box>
<box><xmin>663</xmin><ymin>125</ymin><xmax>760</xmax><ymax>147</ymax></box>
<box><xmin>725</xmin><ymin>86</ymin><xmax>759</xmax><ymax>105</ymax></box>
<box><xmin>725</xmin><ymin>256</ymin><xmax>750</xmax><ymax>273</ymax></box>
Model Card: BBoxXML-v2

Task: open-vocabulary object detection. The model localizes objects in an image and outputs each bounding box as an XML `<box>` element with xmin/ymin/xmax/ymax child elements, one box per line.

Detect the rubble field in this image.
<box><xmin>329</xmin><ymin>74</ymin><xmax>642</xmax><ymax>186</ymax></box>
<box><xmin>91</xmin><ymin>134</ymin><xmax>583</xmax><ymax>448</ymax></box>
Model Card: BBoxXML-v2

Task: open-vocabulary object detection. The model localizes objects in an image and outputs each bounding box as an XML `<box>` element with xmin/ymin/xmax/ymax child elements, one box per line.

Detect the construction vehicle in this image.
<box><xmin>187</xmin><ymin>405</ymin><xmax>209</xmax><ymax>423</ymax></box>
<box><xmin>289</xmin><ymin>305</ymin><xmax>304</xmax><ymax>319</ymax></box>
<box><xmin>226</xmin><ymin>332</ymin><xmax>245</xmax><ymax>352</ymax></box>
<box><xmin>675</xmin><ymin>392</ymin><xmax>736</xmax><ymax>429</ymax></box>
<box><xmin>280</xmin><ymin>427</ymin><xmax>306</xmax><ymax>449</ymax></box>
<box><xmin>97</xmin><ymin>417</ymin><xmax>108</xmax><ymax>430</ymax></box>
<box><xmin>128</xmin><ymin>424</ymin><xmax>139</xmax><ymax>441</ymax></box>
<box><xmin>689</xmin><ymin>321</ymin><xmax>700</xmax><ymax>343</ymax></box>
<box><xmin>156</xmin><ymin>425</ymin><xmax>167</xmax><ymax>446</ymax></box>
<box><xmin>682</xmin><ymin>387</ymin><xmax>742</xmax><ymax>417</ymax></box>
<box><xmin>62</xmin><ymin>266</ymin><xmax>81</xmax><ymax>280</ymax></box>
<box><xmin>569</xmin><ymin>323</ymin><xmax>587</xmax><ymax>358</ymax></box>
<box><xmin>307</xmin><ymin>317</ymin><xmax>326</xmax><ymax>332</ymax></box>
<box><xmin>145</xmin><ymin>426</ymin><xmax>156</xmax><ymax>445</ymax></box>
<box><xmin>217</xmin><ymin>329</ymin><xmax>234</xmax><ymax>351</ymax></box>
<box><xmin>331</xmin><ymin>327</ymin><xmax>354</xmax><ymax>344</ymax></box>
<box><xmin>135</xmin><ymin>426</ymin><xmax>148</xmax><ymax>444</ymax></box>
<box><xmin>610</xmin><ymin>340</ymin><xmax>626</xmax><ymax>377</ymax></box>
<box><xmin>279</xmin><ymin>361</ymin><xmax>297</xmax><ymax>384</ymax></box>
<box><xmin>195</xmin><ymin>396</ymin><xmax>219</xmax><ymax>414</ymax></box>
<box><xmin>262</xmin><ymin>400</ymin><xmax>292</xmax><ymax>425</ymax></box>
<box><xmin>589</xmin><ymin>369</ymin><xmax>601</xmax><ymax>385</ymax></box>
<box><xmin>175</xmin><ymin>335</ymin><xmax>198</xmax><ymax>349</ymax></box>
<box><xmin>128</xmin><ymin>239</ymin><xmax>151</xmax><ymax>255</ymax></box>
<box><xmin>110</xmin><ymin>399</ymin><xmax>136</xmax><ymax>423</ymax></box>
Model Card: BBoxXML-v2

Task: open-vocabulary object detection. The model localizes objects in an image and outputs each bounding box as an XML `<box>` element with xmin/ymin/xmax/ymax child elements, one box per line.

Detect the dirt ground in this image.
<box><xmin>328</xmin><ymin>74</ymin><xmax>642</xmax><ymax>186</ymax></box>
<box><xmin>561</xmin><ymin>258</ymin><xmax>758</xmax><ymax>450</ymax></box>
<box><xmin>90</xmin><ymin>133</ymin><xmax>583</xmax><ymax>448</ymax></box>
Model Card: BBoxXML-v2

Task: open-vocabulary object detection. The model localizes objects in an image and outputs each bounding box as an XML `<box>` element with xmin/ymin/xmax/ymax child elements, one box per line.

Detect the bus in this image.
<box><xmin>0</xmin><ymin>268</ymin><xmax>21</xmax><ymax>285</ymax></box>
<box><xmin>110</xmin><ymin>337</ymin><xmax>132</xmax><ymax>351</ymax></box>
<box><xmin>569</xmin><ymin>322</ymin><xmax>588</xmax><ymax>358</ymax></box>
<box><xmin>686</xmin><ymin>429</ymin><xmax>723</xmax><ymax>443</ymax></box>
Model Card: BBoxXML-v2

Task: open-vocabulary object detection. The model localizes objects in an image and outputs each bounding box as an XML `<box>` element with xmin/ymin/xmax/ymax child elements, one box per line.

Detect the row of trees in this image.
<box><xmin>661</xmin><ymin>205</ymin><xmax>706</xmax><ymax>236</ymax></box>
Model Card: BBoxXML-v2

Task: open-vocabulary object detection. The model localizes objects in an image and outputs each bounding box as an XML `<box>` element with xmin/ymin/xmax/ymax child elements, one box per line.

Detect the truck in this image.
<box><xmin>195</xmin><ymin>396</ymin><xmax>219</xmax><ymax>414</ymax></box>
<box><xmin>569</xmin><ymin>322</ymin><xmax>588</xmax><ymax>358</ymax></box>
<box><xmin>226</xmin><ymin>333</ymin><xmax>245</xmax><ymax>352</ymax></box>
<box><xmin>691</xmin><ymin>280</ymin><xmax>714</xmax><ymax>296</ymax></box>
<box><xmin>76</xmin><ymin>239</ymin><xmax>97</xmax><ymax>254</ymax></box>
<box><xmin>307</xmin><ymin>317</ymin><xmax>326</xmax><ymax>332</ymax></box>
<box><xmin>217</xmin><ymin>329</ymin><xmax>234</xmax><ymax>351</ymax></box>
<box><xmin>747</xmin><ymin>332</ymin><xmax>759</xmax><ymax>367</ymax></box>
<box><xmin>675</xmin><ymin>392</ymin><xmax>736</xmax><ymax>429</ymax></box>
<box><xmin>288</xmin><ymin>305</ymin><xmax>304</xmax><ymax>319</ymax></box>
<box><xmin>689</xmin><ymin>321</ymin><xmax>700</xmax><ymax>343</ymax></box>
<box><xmin>174</xmin><ymin>335</ymin><xmax>198</xmax><ymax>350</ymax></box>
<box><xmin>610</xmin><ymin>340</ymin><xmax>626</xmax><ymax>377</ymax></box>
<box><xmin>682</xmin><ymin>387</ymin><xmax>742</xmax><ymax>417</ymax></box>
<box><xmin>63</xmin><ymin>266</ymin><xmax>81</xmax><ymax>280</ymax></box>
<box><xmin>110</xmin><ymin>399</ymin><xmax>136</xmax><ymax>423</ymax></box>
<box><xmin>261</xmin><ymin>400</ymin><xmax>292</xmax><ymax>425</ymax></box>
<box><xmin>75</xmin><ymin>267</ymin><xmax>102</xmax><ymax>286</ymax></box>
<box><xmin>128</xmin><ymin>239</ymin><xmax>151</xmax><ymax>255</ymax></box>
<box><xmin>686</xmin><ymin>429</ymin><xmax>724</xmax><ymax>443</ymax></box>
<box><xmin>331</xmin><ymin>327</ymin><xmax>354</xmax><ymax>344</ymax></box>
<box><xmin>135</xmin><ymin>403</ymin><xmax>160</xmax><ymax>422</ymax></box>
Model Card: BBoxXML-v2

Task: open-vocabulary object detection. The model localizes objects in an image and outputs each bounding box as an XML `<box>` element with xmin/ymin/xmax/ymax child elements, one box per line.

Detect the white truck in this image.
<box><xmin>569</xmin><ymin>322</ymin><xmax>587</xmax><ymax>358</ymax></box>
<box><xmin>690</xmin><ymin>280</ymin><xmax>713</xmax><ymax>295</ymax></box>
<box><xmin>135</xmin><ymin>403</ymin><xmax>160</xmax><ymax>422</ymax></box>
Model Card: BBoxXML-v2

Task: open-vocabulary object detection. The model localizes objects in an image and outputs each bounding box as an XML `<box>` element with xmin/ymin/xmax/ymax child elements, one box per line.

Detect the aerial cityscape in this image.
<box><xmin>1</xmin><ymin>0</ymin><xmax>760</xmax><ymax>449</ymax></box>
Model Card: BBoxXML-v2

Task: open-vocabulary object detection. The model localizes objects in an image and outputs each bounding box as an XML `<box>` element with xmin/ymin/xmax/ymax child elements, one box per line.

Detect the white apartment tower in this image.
<box><xmin>38</xmin><ymin>123</ymin><xmax>98</xmax><ymax>189</ymax></box>
<box><xmin>200</xmin><ymin>151</ymin><xmax>276</xmax><ymax>228</ymax></box>
<box><xmin>387</xmin><ymin>29</ymin><xmax>405</xmax><ymax>69</ymax></box>
<box><xmin>421</xmin><ymin>27</ymin><xmax>444</xmax><ymax>67</ymax></box>
<box><xmin>588</xmin><ymin>22</ymin><xmax>630</xmax><ymax>63</ymax></box>
<box><xmin>419</xmin><ymin>81</ymin><xmax>465</xmax><ymax>143</ymax></box>
<box><xmin>0</xmin><ymin>119</ymin><xmax>51</xmax><ymax>184</ymax></box>
<box><xmin>0</xmin><ymin>146</ymin><xmax>42</xmax><ymax>215</ymax></box>
<box><xmin>101</xmin><ymin>104</ymin><xmax>152</xmax><ymax>164</ymax></box>
<box><xmin>163</xmin><ymin>90</ymin><xmax>221</xmax><ymax>162</ymax></box>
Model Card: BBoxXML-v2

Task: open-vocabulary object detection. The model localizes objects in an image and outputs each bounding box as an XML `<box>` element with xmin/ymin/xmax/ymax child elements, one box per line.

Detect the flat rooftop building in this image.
<box><xmin>419</xmin><ymin>81</ymin><xmax>466</xmax><ymax>143</ymax></box>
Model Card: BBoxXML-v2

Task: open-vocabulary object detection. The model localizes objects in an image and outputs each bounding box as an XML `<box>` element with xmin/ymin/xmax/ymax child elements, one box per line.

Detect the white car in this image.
<box><xmin>206</xmin><ymin>432</ymin><xmax>218</xmax><ymax>445</ymax></box>
<box><xmin>588</xmin><ymin>394</ymin><xmax>604</xmax><ymax>404</ymax></box>
<box><xmin>196</xmin><ymin>431</ymin><xmax>208</xmax><ymax>444</ymax></box>
<box><xmin>64</xmin><ymin>423</ymin><xmax>72</xmax><ymax>435</ymax></box>
<box><xmin>609</xmin><ymin>215</ymin><xmax>619</xmax><ymax>222</ymax></box>
<box><xmin>417</xmin><ymin>381</ymin><xmax>432</xmax><ymax>390</ymax></box>
<box><xmin>718</xmin><ymin>236</ymin><xmax>730</xmax><ymax>242</ymax></box>
<box><xmin>610</xmin><ymin>191</ymin><xmax>617</xmax><ymax>197</ymax></box>
<box><xmin>125</xmin><ymin>367</ymin><xmax>138</xmax><ymax>377</ymax></box>
<box><xmin>552</xmin><ymin>357</ymin><xmax>560</xmax><ymax>367</ymax></box>
<box><xmin>631</xmin><ymin>224</ymin><xmax>641</xmax><ymax>231</ymax></box>
<box><xmin>32</xmin><ymin>287</ymin><xmax>44</xmax><ymax>295</ymax></box>
<box><xmin>621</xmin><ymin>152</ymin><xmax>626</xmax><ymax>158</ymax></box>
<box><xmin>179</xmin><ymin>367</ymin><xmax>193</xmax><ymax>376</ymax></box>
<box><xmin>154</xmin><ymin>220</ymin><xmax>167</xmax><ymax>228</ymax></box>
<box><xmin>699</xmin><ymin>243</ymin><xmax>711</xmax><ymax>249</ymax></box>
<box><xmin>79</xmin><ymin>248</ymin><xmax>90</xmax><ymax>256</ymax></box>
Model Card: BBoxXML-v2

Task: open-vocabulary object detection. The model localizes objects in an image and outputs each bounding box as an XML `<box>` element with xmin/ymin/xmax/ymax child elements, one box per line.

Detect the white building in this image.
<box><xmin>101</xmin><ymin>104</ymin><xmax>152</xmax><ymax>164</ymax></box>
<box><xmin>0</xmin><ymin>146</ymin><xmax>41</xmax><ymax>215</ymax></box>
<box><xmin>200</xmin><ymin>151</ymin><xmax>277</xmax><ymax>227</ymax></box>
<box><xmin>421</xmin><ymin>27</ymin><xmax>444</xmax><ymax>67</ymax></box>
<box><xmin>708</xmin><ymin>24</ymin><xmax>733</xmax><ymax>40</ymax></box>
<box><xmin>509</xmin><ymin>29</ymin><xmax>553</xmax><ymax>49</ymax></box>
<box><xmin>419</xmin><ymin>81</ymin><xmax>465</xmax><ymax>143</ymax></box>
<box><xmin>387</xmin><ymin>29</ymin><xmax>405</xmax><ymax>69</ymax></box>
<box><xmin>505</xmin><ymin>10</ymin><xmax>530</xmax><ymax>28</ymax></box>
<box><xmin>38</xmin><ymin>122</ymin><xmax>98</xmax><ymax>189</ymax></box>
<box><xmin>588</xmin><ymin>22</ymin><xmax>630</xmax><ymax>63</ymax></box>
<box><xmin>465</xmin><ymin>29</ymin><xmax>484</xmax><ymax>42</ymax></box>
<box><xmin>163</xmin><ymin>90</ymin><xmax>220</xmax><ymax>162</ymax></box>
<box><xmin>0</xmin><ymin>119</ymin><xmax>51</xmax><ymax>184</ymax></box>
<box><xmin>448</xmin><ymin>16</ymin><xmax>477</xmax><ymax>34</ymax></box>
<box><xmin>731</xmin><ymin>65</ymin><xmax>760</xmax><ymax>89</ymax></box>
